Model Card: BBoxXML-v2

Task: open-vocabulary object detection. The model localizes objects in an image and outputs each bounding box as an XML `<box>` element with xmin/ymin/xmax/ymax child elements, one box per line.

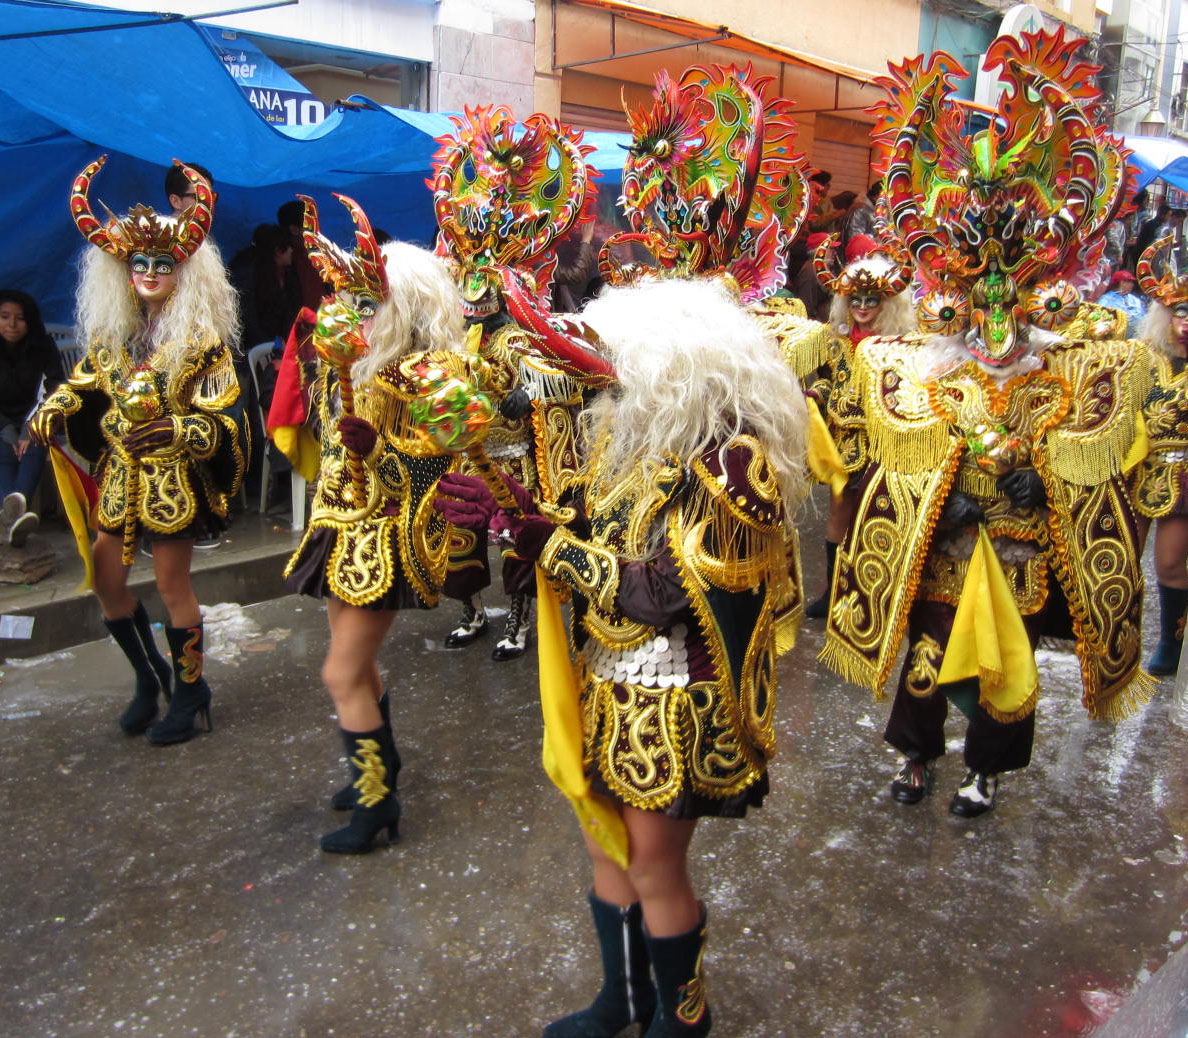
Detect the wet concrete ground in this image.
<box><xmin>2</xmin><ymin>532</ymin><xmax>1188</xmax><ymax>1037</ymax></box>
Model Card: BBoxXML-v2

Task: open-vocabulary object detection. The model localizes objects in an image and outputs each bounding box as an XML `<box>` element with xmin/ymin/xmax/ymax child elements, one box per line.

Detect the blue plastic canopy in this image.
<box><xmin>1123</xmin><ymin>135</ymin><xmax>1188</xmax><ymax>194</ymax></box>
<box><xmin>0</xmin><ymin>0</ymin><xmax>628</xmax><ymax>322</ymax></box>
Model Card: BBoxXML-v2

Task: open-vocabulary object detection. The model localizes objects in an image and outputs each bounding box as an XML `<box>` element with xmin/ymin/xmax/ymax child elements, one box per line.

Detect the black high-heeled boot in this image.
<box><xmin>146</xmin><ymin>624</ymin><xmax>214</xmax><ymax>746</ymax></box>
<box><xmin>320</xmin><ymin>723</ymin><xmax>401</xmax><ymax>854</ymax></box>
<box><xmin>643</xmin><ymin>908</ymin><xmax>712</xmax><ymax>1037</ymax></box>
<box><xmin>106</xmin><ymin>601</ymin><xmax>173</xmax><ymax>734</ymax></box>
<box><xmin>544</xmin><ymin>893</ymin><xmax>656</xmax><ymax>1038</ymax></box>
<box><xmin>804</xmin><ymin>541</ymin><xmax>839</xmax><ymax>619</ymax></box>
<box><xmin>1148</xmin><ymin>583</ymin><xmax>1188</xmax><ymax>676</ymax></box>
<box><xmin>330</xmin><ymin>692</ymin><xmax>394</xmax><ymax>810</ymax></box>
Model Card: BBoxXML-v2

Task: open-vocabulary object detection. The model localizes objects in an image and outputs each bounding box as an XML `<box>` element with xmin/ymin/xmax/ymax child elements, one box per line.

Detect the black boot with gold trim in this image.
<box><xmin>146</xmin><ymin>624</ymin><xmax>214</xmax><ymax>746</ymax></box>
<box><xmin>321</xmin><ymin>724</ymin><xmax>402</xmax><ymax>854</ymax></box>
<box><xmin>107</xmin><ymin>601</ymin><xmax>173</xmax><ymax>735</ymax></box>
<box><xmin>643</xmin><ymin>908</ymin><xmax>712</xmax><ymax>1037</ymax></box>
<box><xmin>330</xmin><ymin>692</ymin><xmax>393</xmax><ymax>810</ymax></box>
<box><xmin>544</xmin><ymin>893</ymin><xmax>656</xmax><ymax>1037</ymax></box>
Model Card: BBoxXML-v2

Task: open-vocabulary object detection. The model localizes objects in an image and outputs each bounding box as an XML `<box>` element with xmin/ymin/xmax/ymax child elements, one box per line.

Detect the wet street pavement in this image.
<box><xmin>2</xmin><ymin>557</ymin><xmax>1188</xmax><ymax>1037</ymax></box>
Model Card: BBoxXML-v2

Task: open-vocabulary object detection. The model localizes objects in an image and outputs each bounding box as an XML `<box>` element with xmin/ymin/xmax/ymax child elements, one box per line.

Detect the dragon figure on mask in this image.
<box><xmin>428</xmin><ymin>105</ymin><xmax>598</xmax><ymax>660</ymax></box>
<box><xmin>820</xmin><ymin>28</ymin><xmax>1154</xmax><ymax>821</ymax></box>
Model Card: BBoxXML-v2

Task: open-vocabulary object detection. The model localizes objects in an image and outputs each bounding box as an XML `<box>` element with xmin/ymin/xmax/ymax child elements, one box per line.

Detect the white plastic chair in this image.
<box><xmin>247</xmin><ymin>341</ymin><xmax>307</xmax><ymax>531</ymax></box>
<box><xmin>45</xmin><ymin>324</ymin><xmax>85</xmax><ymax>371</ymax></box>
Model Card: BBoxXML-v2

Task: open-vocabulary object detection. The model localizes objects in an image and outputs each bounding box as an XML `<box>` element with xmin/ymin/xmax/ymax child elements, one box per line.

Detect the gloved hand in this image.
<box><xmin>29</xmin><ymin>409</ymin><xmax>63</xmax><ymax>447</ymax></box>
<box><xmin>507</xmin><ymin>513</ymin><xmax>557</xmax><ymax>561</ymax></box>
<box><xmin>338</xmin><ymin>415</ymin><xmax>377</xmax><ymax>458</ymax></box>
<box><xmin>940</xmin><ymin>489</ymin><xmax>985</xmax><ymax>529</ymax></box>
<box><xmin>498</xmin><ymin>386</ymin><xmax>532</xmax><ymax>421</ymax></box>
<box><xmin>122</xmin><ymin>418</ymin><xmax>176</xmax><ymax>457</ymax></box>
<box><xmin>998</xmin><ymin>467</ymin><xmax>1046</xmax><ymax>510</ymax></box>
<box><xmin>434</xmin><ymin>473</ymin><xmax>499</xmax><ymax>531</ymax></box>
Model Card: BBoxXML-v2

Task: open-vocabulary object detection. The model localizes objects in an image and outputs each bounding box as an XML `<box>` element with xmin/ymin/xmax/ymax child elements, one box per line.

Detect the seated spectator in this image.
<box><xmin>0</xmin><ymin>289</ymin><xmax>66</xmax><ymax>545</ymax></box>
<box><xmin>1098</xmin><ymin>269</ymin><xmax>1147</xmax><ymax>338</ymax></box>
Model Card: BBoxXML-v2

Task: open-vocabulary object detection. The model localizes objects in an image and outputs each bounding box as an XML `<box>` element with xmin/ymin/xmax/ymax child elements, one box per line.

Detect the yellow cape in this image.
<box><xmin>536</xmin><ymin>567</ymin><xmax>629</xmax><ymax>869</ymax></box>
<box><xmin>49</xmin><ymin>445</ymin><xmax>97</xmax><ymax>593</ymax></box>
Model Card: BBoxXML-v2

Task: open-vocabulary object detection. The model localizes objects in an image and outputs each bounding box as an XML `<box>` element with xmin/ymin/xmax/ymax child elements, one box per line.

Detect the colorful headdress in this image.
<box><xmin>813</xmin><ymin>232</ymin><xmax>912</xmax><ymax>297</ymax></box>
<box><xmin>1137</xmin><ymin>235</ymin><xmax>1188</xmax><ymax>309</ymax></box>
<box><xmin>606</xmin><ymin>63</ymin><xmax>810</xmax><ymax>302</ymax></box>
<box><xmin>70</xmin><ymin>156</ymin><xmax>213</xmax><ymax>262</ymax></box>
<box><xmin>299</xmin><ymin>193</ymin><xmax>389</xmax><ymax>308</ymax></box>
<box><xmin>870</xmin><ymin>28</ymin><xmax>1135</xmax><ymax>362</ymax></box>
<box><xmin>429</xmin><ymin>106</ymin><xmax>597</xmax><ymax>312</ymax></box>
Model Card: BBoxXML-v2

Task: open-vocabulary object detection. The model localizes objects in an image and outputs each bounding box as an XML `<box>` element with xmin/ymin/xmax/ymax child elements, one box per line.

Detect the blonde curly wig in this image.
<box><xmin>579</xmin><ymin>278</ymin><xmax>809</xmax><ymax>528</ymax></box>
<box><xmin>352</xmin><ymin>242</ymin><xmax>466</xmax><ymax>386</ymax></box>
<box><xmin>1138</xmin><ymin>301</ymin><xmax>1183</xmax><ymax>358</ymax></box>
<box><xmin>75</xmin><ymin>231</ymin><xmax>240</xmax><ymax>382</ymax></box>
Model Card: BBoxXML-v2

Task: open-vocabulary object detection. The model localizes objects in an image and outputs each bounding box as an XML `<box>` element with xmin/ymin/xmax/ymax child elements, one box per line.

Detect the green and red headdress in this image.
<box><xmin>870</xmin><ymin>28</ymin><xmax>1135</xmax><ymax>363</ymax></box>
<box><xmin>606</xmin><ymin>63</ymin><xmax>810</xmax><ymax>303</ymax></box>
<box><xmin>429</xmin><ymin>105</ymin><xmax>597</xmax><ymax>316</ymax></box>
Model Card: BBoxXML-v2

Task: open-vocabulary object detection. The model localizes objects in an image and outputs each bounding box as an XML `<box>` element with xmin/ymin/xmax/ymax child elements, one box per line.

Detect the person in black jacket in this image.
<box><xmin>0</xmin><ymin>289</ymin><xmax>65</xmax><ymax>544</ymax></box>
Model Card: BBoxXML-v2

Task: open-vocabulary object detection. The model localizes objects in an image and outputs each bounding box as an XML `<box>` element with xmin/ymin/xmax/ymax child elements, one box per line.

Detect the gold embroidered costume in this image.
<box><xmin>284</xmin><ymin>354</ymin><xmax>463</xmax><ymax>609</ymax></box>
<box><xmin>822</xmin><ymin>335</ymin><xmax>1153</xmax><ymax>722</ymax></box>
<box><xmin>539</xmin><ymin>435</ymin><xmax>799</xmax><ymax>813</ymax></box>
<box><xmin>39</xmin><ymin>335</ymin><xmax>245</xmax><ymax>540</ymax></box>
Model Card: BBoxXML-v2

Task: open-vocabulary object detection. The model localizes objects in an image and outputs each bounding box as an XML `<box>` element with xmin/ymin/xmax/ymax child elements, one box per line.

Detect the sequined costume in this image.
<box><xmin>819</xmin><ymin>31</ymin><xmax>1151</xmax><ymax>810</ymax></box>
<box><xmin>282</xmin><ymin>196</ymin><xmax>461</xmax><ymax>610</ymax></box>
<box><xmin>539</xmin><ymin>432</ymin><xmax>798</xmax><ymax>816</ymax></box>
<box><xmin>35</xmin><ymin>159</ymin><xmax>246</xmax><ymax>554</ymax></box>
<box><xmin>283</xmin><ymin>358</ymin><xmax>460</xmax><ymax>608</ymax></box>
<box><xmin>429</xmin><ymin>106</ymin><xmax>594</xmax><ymax>651</ymax></box>
<box><xmin>1131</xmin><ymin>236</ymin><xmax>1188</xmax><ymax>520</ymax></box>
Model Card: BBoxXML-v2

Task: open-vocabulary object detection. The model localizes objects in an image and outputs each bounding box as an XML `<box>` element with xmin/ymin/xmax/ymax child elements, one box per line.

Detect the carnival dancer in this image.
<box><xmin>1132</xmin><ymin>235</ymin><xmax>1188</xmax><ymax>676</ymax></box>
<box><xmin>436</xmin><ymin>277</ymin><xmax>808</xmax><ymax>1037</ymax></box>
<box><xmin>31</xmin><ymin>158</ymin><xmax>246</xmax><ymax>745</ymax></box>
<box><xmin>821</xmin><ymin>30</ymin><xmax>1152</xmax><ymax>817</ymax></box>
<box><xmin>802</xmin><ymin>232</ymin><xmax>915</xmax><ymax>618</ymax></box>
<box><xmin>429</xmin><ymin>105</ymin><xmax>595</xmax><ymax>661</ymax></box>
<box><xmin>280</xmin><ymin>195</ymin><xmax>467</xmax><ymax>854</ymax></box>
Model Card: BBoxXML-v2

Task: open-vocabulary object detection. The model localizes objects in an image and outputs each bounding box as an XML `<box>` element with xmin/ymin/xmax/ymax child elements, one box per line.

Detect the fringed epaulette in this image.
<box><xmin>1042</xmin><ymin>338</ymin><xmax>1153</xmax><ymax>486</ymax></box>
<box><xmin>688</xmin><ymin>434</ymin><xmax>783</xmax><ymax>532</ymax></box>
<box><xmin>855</xmin><ymin>335</ymin><xmax>952</xmax><ymax>474</ymax></box>
<box><xmin>750</xmin><ymin>298</ymin><xmax>833</xmax><ymax>380</ymax></box>
<box><xmin>518</xmin><ymin>349</ymin><xmax>581</xmax><ymax>407</ymax></box>
<box><xmin>67</xmin><ymin>347</ymin><xmax>101</xmax><ymax>389</ymax></box>
<box><xmin>683</xmin><ymin>436</ymin><xmax>788</xmax><ymax>595</ymax></box>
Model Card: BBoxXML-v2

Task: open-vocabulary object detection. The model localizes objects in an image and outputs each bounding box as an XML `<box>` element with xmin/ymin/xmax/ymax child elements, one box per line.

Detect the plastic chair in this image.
<box><xmin>45</xmin><ymin>324</ymin><xmax>85</xmax><ymax>371</ymax></box>
<box><xmin>246</xmin><ymin>341</ymin><xmax>307</xmax><ymax>531</ymax></box>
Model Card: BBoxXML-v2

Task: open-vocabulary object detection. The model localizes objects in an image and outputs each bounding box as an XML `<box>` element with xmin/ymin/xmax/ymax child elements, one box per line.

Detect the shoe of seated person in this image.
<box><xmin>1</xmin><ymin>492</ymin><xmax>26</xmax><ymax>527</ymax></box>
<box><xmin>8</xmin><ymin>510</ymin><xmax>37</xmax><ymax>547</ymax></box>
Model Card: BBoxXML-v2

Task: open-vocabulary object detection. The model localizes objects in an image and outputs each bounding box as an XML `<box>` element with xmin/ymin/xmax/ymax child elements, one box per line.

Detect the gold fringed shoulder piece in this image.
<box><xmin>854</xmin><ymin>336</ymin><xmax>951</xmax><ymax>474</ymax></box>
<box><xmin>1043</xmin><ymin>339</ymin><xmax>1153</xmax><ymax>486</ymax></box>
<box><xmin>751</xmin><ymin>302</ymin><xmax>833</xmax><ymax>380</ymax></box>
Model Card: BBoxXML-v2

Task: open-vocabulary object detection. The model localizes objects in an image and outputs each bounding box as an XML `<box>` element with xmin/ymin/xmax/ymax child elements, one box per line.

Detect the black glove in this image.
<box><xmin>498</xmin><ymin>386</ymin><xmax>532</xmax><ymax>421</ymax></box>
<box><xmin>940</xmin><ymin>490</ymin><xmax>985</xmax><ymax>529</ymax></box>
<box><xmin>998</xmin><ymin>467</ymin><xmax>1046</xmax><ymax>510</ymax></box>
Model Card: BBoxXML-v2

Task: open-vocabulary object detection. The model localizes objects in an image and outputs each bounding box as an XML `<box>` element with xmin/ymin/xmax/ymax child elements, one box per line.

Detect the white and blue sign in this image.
<box><xmin>201</xmin><ymin>27</ymin><xmax>327</xmax><ymax>128</ymax></box>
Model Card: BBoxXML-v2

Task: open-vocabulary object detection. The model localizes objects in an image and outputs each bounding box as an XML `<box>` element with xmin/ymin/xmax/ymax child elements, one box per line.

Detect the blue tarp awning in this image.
<box><xmin>0</xmin><ymin>0</ymin><xmax>628</xmax><ymax>322</ymax></box>
<box><xmin>1123</xmin><ymin>135</ymin><xmax>1188</xmax><ymax>194</ymax></box>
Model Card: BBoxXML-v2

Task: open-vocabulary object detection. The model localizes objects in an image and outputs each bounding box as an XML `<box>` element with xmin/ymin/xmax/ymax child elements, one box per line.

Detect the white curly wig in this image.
<box><xmin>75</xmin><ymin>231</ymin><xmax>240</xmax><ymax>382</ymax></box>
<box><xmin>1139</xmin><ymin>301</ymin><xmax>1179</xmax><ymax>358</ymax></box>
<box><xmin>352</xmin><ymin>241</ymin><xmax>465</xmax><ymax>386</ymax></box>
<box><xmin>579</xmin><ymin>277</ymin><xmax>809</xmax><ymax>527</ymax></box>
